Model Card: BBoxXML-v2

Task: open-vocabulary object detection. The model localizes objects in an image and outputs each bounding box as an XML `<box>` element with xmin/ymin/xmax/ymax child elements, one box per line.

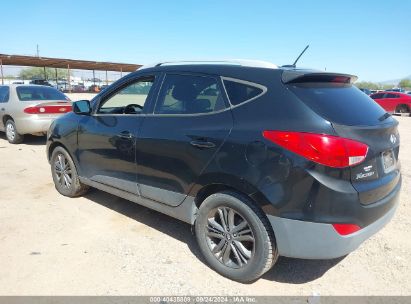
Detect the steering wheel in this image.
<box><xmin>123</xmin><ymin>104</ymin><xmax>143</xmax><ymax>114</ymax></box>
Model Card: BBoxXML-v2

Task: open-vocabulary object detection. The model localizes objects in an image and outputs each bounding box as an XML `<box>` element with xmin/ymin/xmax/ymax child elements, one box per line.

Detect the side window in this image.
<box><xmin>98</xmin><ymin>77</ymin><xmax>154</xmax><ymax>114</ymax></box>
<box><xmin>385</xmin><ymin>93</ymin><xmax>397</xmax><ymax>99</ymax></box>
<box><xmin>223</xmin><ymin>79</ymin><xmax>265</xmax><ymax>106</ymax></box>
<box><xmin>0</xmin><ymin>86</ymin><xmax>10</xmax><ymax>103</ymax></box>
<box><xmin>155</xmin><ymin>74</ymin><xmax>225</xmax><ymax>114</ymax></box>
<box><xmin>372</xmin><ymin>93</ymin><xmax>383</xmax><ymax>99</ymax></box>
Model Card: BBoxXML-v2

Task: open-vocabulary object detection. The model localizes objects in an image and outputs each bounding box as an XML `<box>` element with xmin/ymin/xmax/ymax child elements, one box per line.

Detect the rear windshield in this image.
<box><xmin>16</xmin><ymin>86</ymin><xmax>68</xmax><ymax>101</ymax></box>
<box><xmin>288</xmin><ymin>83</ymin><xmax>389</xmax><ymax>126</ymax></box>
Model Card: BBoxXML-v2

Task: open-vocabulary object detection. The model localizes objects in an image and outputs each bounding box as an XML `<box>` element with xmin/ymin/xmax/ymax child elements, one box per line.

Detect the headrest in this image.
<box><xmin>172</xmin><ymin>83</ymin><xmax>198</xmax><ymax>102</ymax></box>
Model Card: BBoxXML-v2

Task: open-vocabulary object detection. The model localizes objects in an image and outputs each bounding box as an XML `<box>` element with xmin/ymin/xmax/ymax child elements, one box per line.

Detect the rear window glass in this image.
<box><xmin>288</xmin><ymin>83</ymin><xmax>389</xmax><ymax>126</ymax></box>
<box><xmin>16</xmin><ymin>86</ymin><xmax>68</xmax><ymax>101</ymax></box>
<box><xmin>223</xmin><ymin>80</ymin><xmax>264</xmax><ymax>105</ymax></box>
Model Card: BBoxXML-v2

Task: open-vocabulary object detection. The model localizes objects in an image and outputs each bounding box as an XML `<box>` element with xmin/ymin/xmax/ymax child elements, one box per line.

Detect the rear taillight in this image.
<box><xmin>24</xmin><ymin>105</ymin><xmax>72</xmax><ymax>114</ymax></box>
<box><xmin>262</xmin><ymin>131</ymin><xmax>368</xmax><ymax>168</ymax></box>
<box><xmin>332</xmin><ymin>223</ymin><xmax>361</xmax><ymax>235</ymax></box>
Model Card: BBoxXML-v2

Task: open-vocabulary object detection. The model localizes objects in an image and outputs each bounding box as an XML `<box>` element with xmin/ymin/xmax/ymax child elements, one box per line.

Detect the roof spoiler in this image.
<box><xmin>282</xmin><ymin>70</ymin><xmax>358</xmax><ymax>84</ymax></box>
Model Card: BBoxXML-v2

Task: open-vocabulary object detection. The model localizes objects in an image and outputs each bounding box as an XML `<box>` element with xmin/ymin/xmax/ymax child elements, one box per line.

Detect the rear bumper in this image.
<box><xmin>14</xmin><ymin>116</ymin><xmax>56</xmax><ymax>134</ymax></box>
<box><xmin>268</xmin><ymin>185</ymin><xmax>400</xmax><ymax>259</ymax></box>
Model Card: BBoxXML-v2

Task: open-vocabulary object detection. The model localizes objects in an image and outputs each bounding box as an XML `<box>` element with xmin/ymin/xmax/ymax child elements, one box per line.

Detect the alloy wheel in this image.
<box><xmin>6</xmin><ymin>123</ymin><xmax>15</xmax><ymax>141</ymax></box>
<box><xmin>54</xmin><ymin>153</ymin><xmax>73</xmax><ymax>189</ymax></box>
<box><xmin>205</xmin><ymin>206</ymin><xmax>255</xmax><ymax>269</ymax></box>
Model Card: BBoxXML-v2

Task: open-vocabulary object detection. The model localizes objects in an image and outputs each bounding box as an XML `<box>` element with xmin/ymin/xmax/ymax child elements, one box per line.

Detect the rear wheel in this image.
<box><xmin>395</xmin><ymin>104</ymin><xmax>410</xmax><ymax>116</ymax></box>
<box><xmin>195</xmin><ymin>191</ymin><xmax>278</xmax><ymax>282</ymax></box>
<box><xmin>51</xmin><ymin>146</ymin><xmax>89</xmax><ymax>197</ymax></box>
<box><xmin>5</xmin><ymin>120</ymin><xmax>24</xmax><ymax>144</ymax></box>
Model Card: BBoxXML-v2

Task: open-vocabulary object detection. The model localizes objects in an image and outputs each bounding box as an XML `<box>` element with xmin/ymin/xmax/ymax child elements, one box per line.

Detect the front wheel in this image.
<box><xmin>50</xmin><ymin>146</ymin><xmax>89</xmax><ymax>197</ymax></box>
<box><xmin>195</xmin><ymin>191</ymin><xmax>278</xmax><ymax>282</ymax></box>
<box><xmin>5</xmin><ymin>120</ymin><xmax>24</xmax><ymax>144</ymax></box>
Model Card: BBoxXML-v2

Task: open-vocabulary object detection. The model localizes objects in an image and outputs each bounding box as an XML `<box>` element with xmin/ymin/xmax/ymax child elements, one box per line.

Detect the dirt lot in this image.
<box><xmin>0</xmin><ymin>116</ymin><xmax>410</xmax><ymax>296</ymax></box>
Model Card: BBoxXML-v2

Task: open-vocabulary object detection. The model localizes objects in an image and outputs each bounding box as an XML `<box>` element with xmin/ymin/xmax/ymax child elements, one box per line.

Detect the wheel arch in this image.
<box><xmin>395</xmin><ymin>103</ymin><xmax>410</xmax><ymax>112</ymax></box>
<box><xmin>48</xmin><ymin>141</ymin><xmax>76</xmax><ymax>164</ymax></box>
<box><xmin>192</xmin><ymin>173</ymin><xmax>274</xmax><ymax>215</ymax></box>
<box><xmin>2</xmin><ymin>114</ymin><xmax>13</xmax><ymax>126</ymax></box>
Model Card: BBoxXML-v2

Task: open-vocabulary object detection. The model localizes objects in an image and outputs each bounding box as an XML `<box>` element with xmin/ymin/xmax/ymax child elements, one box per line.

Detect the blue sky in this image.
<box><xmin>0</xmin><ymin>0</ymin><xmax>410</xmax><ymax>81</ymax></box>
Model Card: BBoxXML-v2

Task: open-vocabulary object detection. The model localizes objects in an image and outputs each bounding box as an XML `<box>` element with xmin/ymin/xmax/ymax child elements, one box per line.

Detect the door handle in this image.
<box><xmin>118</xmin><ymin>131</ymin><xmax>134</xmax><ymax>139</ymax></box>
<box><xmin>190</xmin><ymin>140</ymin><xmax>216</xmax><ymax>149</ymax></box>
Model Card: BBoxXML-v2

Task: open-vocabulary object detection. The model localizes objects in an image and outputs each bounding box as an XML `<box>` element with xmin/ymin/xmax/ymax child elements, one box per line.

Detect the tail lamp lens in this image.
<box><xmin>24</xmin><ymin>106</ymin><xmax>72</xmax><ymax>114</ymax></box>
<box><xmin>262</xmin><ymin>131</ymin><xmax>368</xmax><ymax>168</ymax></box>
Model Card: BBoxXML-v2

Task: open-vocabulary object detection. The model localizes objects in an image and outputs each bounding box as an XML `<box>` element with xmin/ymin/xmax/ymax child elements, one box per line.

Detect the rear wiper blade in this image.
<box><xmin>379</xmin><ymin>112</ymin><xmax>391</xmax><ymax>121</ymax></box>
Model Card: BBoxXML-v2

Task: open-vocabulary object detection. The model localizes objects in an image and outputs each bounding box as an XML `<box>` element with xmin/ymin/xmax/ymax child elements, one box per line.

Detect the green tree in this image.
<box><xmin>354</xmin><ymin>81</ymin><xmax>393</xmax><ymax>90</ymax></box>
<box><xmin>399</xmin><ymin>79</ymin><xmax>411</xmax><ymax>89</ymax></box>
<box><xmin>19</xmin><ymin>67</ymin><xmax>71</xmax><ymax>80</ymax></box>
<box><xmin>354</xmin><ymin>81</ymin><xmax>380</xmax><ymax>90</ymax></box>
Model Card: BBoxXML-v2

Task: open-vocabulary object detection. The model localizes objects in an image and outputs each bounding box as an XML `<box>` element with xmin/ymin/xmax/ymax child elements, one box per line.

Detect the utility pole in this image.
<box><xmin>36</xmin><ymin>44</ymin><xmax>39</xmax><ymax>57</ymax></box>
<box><xmin>67</xmin><ymin>64</ymin><xmax>71</xmax><ymax>93</ymax></box>
<box><xmin>0</xmin><ymin>59</ymin><xmax>4</xmax><ymax>85</ymax></box>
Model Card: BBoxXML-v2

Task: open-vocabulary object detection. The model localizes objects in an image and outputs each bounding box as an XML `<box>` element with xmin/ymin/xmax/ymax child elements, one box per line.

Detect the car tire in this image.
<box><xmin>395</xmin><ymin>104</ymin><xmax>410</xmax><ymax>116</ymax></box>
<box><xmin>5</xmin><ymin>119</ymin><xmax>24</xmax><ymax>144</ymax></box>
<box><xmin>195</xmin><ymin>191</ymin><xmax>278</xmax><ymax>282</ymax></box>
<box><xmin>50</xmin><ymin>146</ymin><xmax>89</xmax><ymax>197</ymax></box>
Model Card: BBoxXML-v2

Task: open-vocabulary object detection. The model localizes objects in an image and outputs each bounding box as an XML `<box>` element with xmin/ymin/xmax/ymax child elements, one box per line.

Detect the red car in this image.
<box><xmin>370</xmin><ymin>92</ymin><xmax>411</xmax><ymax>115</ymax></box>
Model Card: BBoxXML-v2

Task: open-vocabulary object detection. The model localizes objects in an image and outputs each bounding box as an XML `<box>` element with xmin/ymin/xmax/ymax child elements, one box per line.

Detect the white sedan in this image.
<box><xmin>0</xmin><ymin>84</ymin><xmax>72</xmax><ymax>144</ymax></box>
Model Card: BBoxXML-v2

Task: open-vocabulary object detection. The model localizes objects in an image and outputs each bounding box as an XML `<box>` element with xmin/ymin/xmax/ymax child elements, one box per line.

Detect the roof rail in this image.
<box><xmin>138</xmin><ymin>59</ymin><xmax>278</xmax><ymax>70</ymax></box>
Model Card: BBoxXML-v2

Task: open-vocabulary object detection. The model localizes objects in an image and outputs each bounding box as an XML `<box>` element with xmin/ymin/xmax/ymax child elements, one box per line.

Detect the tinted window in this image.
<box><xmin>371</xmin><ymin>93</ymin><xmax>384</xmax><ymax>99</ymax></box>
<box><xmin>155</xmin><ymin>74</ymin><xmax>225</xmax><ymax>114</ymax></box>
<box><xmin>98</xmin><ymin>77</ymin><xmax>154</xmax><ymax>114</ymax></box>
<box><xmin>385</xmin><ymin>93</ymin><xmax>398</xmax><ymax>98</ymax></box>
<box><xmin>16</xmin><ymin>86</ymin><xmax>68</xmax><ymax>101</ymax></box>
<box><xmin>0</xmin><ymin>86</ymin><xmax>9</xmax><ymax>103</ymax></box>
<box><xmin>223</xmin><ymin>80</ymin><xmax>264</xmax><ymax>105</ymax></box>
<box><xmin>289</xmin><ymin>83</ymin><xmax>388</xmax><ymax>126</ymax></box>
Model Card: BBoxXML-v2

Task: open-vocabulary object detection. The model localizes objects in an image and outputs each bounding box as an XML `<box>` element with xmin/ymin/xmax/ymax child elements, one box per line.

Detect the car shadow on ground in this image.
<box><xmin>84</xmin><ymin>189</ymin><xmax>344</xmax><ymax>284</ymax></box>
<box><xmin>0</xmin><ymin>133</ymin><xmax>46</xmax><ymax>146</ymax></box>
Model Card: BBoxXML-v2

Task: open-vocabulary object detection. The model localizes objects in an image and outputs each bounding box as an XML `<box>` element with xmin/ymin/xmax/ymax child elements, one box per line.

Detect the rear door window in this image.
<box><xmin>155</xmin><ymin>74</ymin><xmax>226</xmax><ymax>114</ymax></box>
<box><xmin>0</xmin><ymin>86</ymin><xmax>9</xmax><ymax>103</ymax></box>
<box><xmin>288</xmin><ymin>83</ymin><xmax>389</xmax><ymax>126</ymax></box>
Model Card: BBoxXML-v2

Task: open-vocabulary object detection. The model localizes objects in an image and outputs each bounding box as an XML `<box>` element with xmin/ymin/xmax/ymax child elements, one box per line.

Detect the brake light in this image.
<box><xmin>332</xmin><ymin>223</ymin><xmax>361</xmax><ymax>236</ymax></box>
<box><xmin>331</xmin><ymin>76</ymin><xmax>351</xmax><ymax>83</ymax></box>
<box><xmin>262</xmin><ymin>131</ymin><xmax>368</xmax><ymax>168</ymax></box>
<box><xmin>24</xmin><ymin>105</ymin><xmax>72</xmax><ymax>114</ymax></box>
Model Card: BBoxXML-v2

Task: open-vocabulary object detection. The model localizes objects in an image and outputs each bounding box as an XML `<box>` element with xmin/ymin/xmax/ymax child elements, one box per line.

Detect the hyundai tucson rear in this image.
<box><xmin>47</xmin><ymin>62</ymin><xmax>401</xmax><ymax>282</ymax></box>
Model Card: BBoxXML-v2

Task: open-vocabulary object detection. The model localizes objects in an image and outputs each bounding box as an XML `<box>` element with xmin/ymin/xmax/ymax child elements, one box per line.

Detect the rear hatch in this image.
<box><xmin>284</xmin><ymin>70</ymin><xmax>401</xmax><ymax>205</ymax></box>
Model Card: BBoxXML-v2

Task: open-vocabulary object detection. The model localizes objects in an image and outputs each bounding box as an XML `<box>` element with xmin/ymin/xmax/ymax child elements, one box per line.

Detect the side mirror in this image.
<box><xmin>73</xmin><ymin>100</ymin><xmax>91</xmax><ymax>115</ymax></box>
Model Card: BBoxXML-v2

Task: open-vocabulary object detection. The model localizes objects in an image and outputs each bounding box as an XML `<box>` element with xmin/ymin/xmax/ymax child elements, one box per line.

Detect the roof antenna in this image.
<box><xmin>283</xmin><ymin>45</ymin><xmax>309</xmax><ymax>68</ymax></box>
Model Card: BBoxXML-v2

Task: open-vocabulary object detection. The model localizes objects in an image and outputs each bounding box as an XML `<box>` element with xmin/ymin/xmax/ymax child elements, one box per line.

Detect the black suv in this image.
<box><xmin>47</xmin><ymin>61</ymin><xmax>401</xmax><ymax>282</ymax></box>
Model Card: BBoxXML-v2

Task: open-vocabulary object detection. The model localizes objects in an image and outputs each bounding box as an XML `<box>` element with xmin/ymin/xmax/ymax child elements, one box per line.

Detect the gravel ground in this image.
<box><xmin>0</xmin><ymin>116</ymin><xmax>410</xmax><ymax>296</ymax></box>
